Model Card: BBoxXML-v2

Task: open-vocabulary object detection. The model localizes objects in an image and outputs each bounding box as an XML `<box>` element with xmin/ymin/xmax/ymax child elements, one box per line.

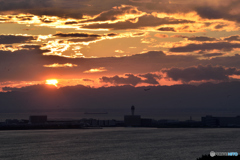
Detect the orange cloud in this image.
<box><xmin>115</xmin><ymin>50</ymin><xmax>125</xmax><ymax>53</ymax></box>
<box><xmin>43</xmin><ymin>63</ymin><xmax>78</xmax><ymax>68</ymax></box>
<box><xmin>154</xmin><ymin>33</ymin><xmax>168</xmax><ymax>38</ymax></box>
<box><xmin>83</xmin><ymin>67</ymin><xmax>107</xmax><ymax>73</ymax></box>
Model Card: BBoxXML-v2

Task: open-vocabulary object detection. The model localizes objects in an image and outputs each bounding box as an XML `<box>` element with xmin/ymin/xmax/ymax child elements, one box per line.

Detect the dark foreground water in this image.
<box><xmin>0</xmin><ymin>128</ymin><xmax>239</xmax><ymax>160</ymax></box>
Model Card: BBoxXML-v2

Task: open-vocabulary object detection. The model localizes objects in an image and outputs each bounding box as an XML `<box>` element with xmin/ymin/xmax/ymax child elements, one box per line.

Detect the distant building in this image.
<box><xmin>202</xmin><ymin>116</ymin><xmax>218</xmax><ymax>127</ymax></box>
<box><xmin>202</xmin><ymin>115</ymin><xmax>240</xmax><ymax>127</ymax></box>
<box><xmin>124</xmin><ymin>105</ymin><xmax>142</xmax><ymax>126</ymax></box>
<box><xmin>5</xmin><ymin>119</ymin><xmax>19</xmax><ymax>124</ymax></box>
<box><xmin>124</xmin><ymin>115</ymin><xmax>141</xmax><ymax>127</ymax></box>
<box><xmin>141</xmin><ymin>118</ymin><xmax>152</xmax><ymax>127</ymax></box>
<box><xmin>29</xmin><ymin>115</ymin><xmax>47</xmax><ymax>124</ymax></box>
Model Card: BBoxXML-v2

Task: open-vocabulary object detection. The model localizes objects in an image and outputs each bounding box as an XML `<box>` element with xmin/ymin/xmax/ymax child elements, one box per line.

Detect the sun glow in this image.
<box><xmin>45</xmin><ymin>79</ymin><xmax>58</xmax><ymax>87</ymax></box>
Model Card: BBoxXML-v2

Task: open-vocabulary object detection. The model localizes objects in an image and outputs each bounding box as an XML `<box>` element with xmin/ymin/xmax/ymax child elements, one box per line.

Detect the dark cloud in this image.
<box><xmin>100</xmin><ymin>73</ymin><xmax>161</xmax><ymax>86</ymax></box>
<box><xmin>0</xmin><ymin>0</ymin><xmax>133</xmax><ymax>19</ymax></box>
<box><xmin>196</xmin><ymin>7</ymin><xmax>225</xmax><ymax>19</ymax></box>
<box><xmin>0</xmin><ymin>0</ymin><xmax>85</xmax><ymax>18</ymax></box>
<box><xmin>100</xmin><ymin>74</ymin><xmax>142</xmax><ymax>86</ymax></box>
<box><xmin>195</xmin><ymin>1</ymin><xmax>240</xmax><ymax>22</ymax></box>
<box><xmin>82</xmin><ymin>79</ymin><xmax>94</xmax><ymax>82</ymax></box>
<box><xmin>2</xmin><ymin>47</ymin><xmax>240</xmax><ymax>83</ymax></box>
<box><xmin>0</xmin><ymin>0</ymin><xmax>52</xmax><ymax>11</ymax></box>
<box><xmin>67</xmin><ymin>37</ymin><xmax>99</xmax><ymax>43</ymax></box>
<box><xmin>64</xmin><ymin>21</ymin><xmax>78</xmax><ymax>25</ymax></box>
<box><xmin>224</xmin><ymin>35</ymin><xmax>240</xmax><ymax>41</ymax></box>
<box><xmin>54</xmin><ymin>33</ymin><xmax>100</xmax><ymax>38</ymax></box>
<box><xmin>187</xmin><ymin>36</ymin><xmax>217</xmax><ymax>41</ymax></box>
<box><xmin>171</xmin><ymin>35</ymin><xmax>188</xmax><ymax>38</ymax></box>
<box><xmin>132</xmin><ymin>0</ymin><xmax>240</xmax><ymax>23</ymax></box>
<box><xmin>214</xmin><ymin>24</ymin><xmax>227</xmax><ymax>29</ymax></box>
<box><xmin>171</xmin><ymin>35</ymin><xmax>217</xmax><ymax>41</ymax></box>
<box><xmin>0</xmin><ymin>50</ymin><xmax>196</xmax><ymax>82</ymax></box>
<box><xmin>163</xmin><ymin>65</ymin><xmax>240</xmax><ymax>82</ymax></box>
<box><xmin>107</xmin><ymin>33</ymin><xmax>119</xmax><ymax>36</ymax></box>
<box><xmin>82</xmin><ymin>15</ymin><xmax>193</xmax><ymax>30</ymax></box>
<box><xmin>170</xmin><ymin>42</ymin><xmax>240</xmax><ymax>52</ymax></box>
<box><xmin>139</xmin><ymin>73</ymin><xmax>161</xmax><ymax>84</ymax></box>
<box><xmin>199</xmin><ymin>52</ymin><xmax>224</xmax><ymax>58</ymax></box>
<box><xmin>86</xmin><ymin>5</ymin><xmax>142</xmax><ymax>22</ymax></box>
<box><xmin>131</xmin><ymin>0</ymin><xmax>194</xmax><ymax>14</ymax></box>
<box><xmin>1</xmin><ymin>0</ymin><xmax>239</xmax><ymax>23</ymax></box>
<box><xmin>158</xmin><ymin>27</ymin><xmax>176</xmax><ymax>32</ymax></box>
<box><xmin>53</xmin><ymin>32</ymin><xmax>122</xmax><ymax>43</ymax></box>
<box><xmin>0</xmin><ymin>35</ymin><xmax>36</xmax><ymax>44</ymax></box>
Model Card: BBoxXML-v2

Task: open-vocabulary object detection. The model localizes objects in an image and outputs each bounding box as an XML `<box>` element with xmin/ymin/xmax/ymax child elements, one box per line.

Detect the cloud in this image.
<box><xmin>100</xmin><ymin>73</ymin><xmax>161</xmax><ymax>86</ymax></box>
<box><xmin>2</xmin><ymin>47</ymin><xmax>240</xmax><ymax>86</ymax></box>
<box><xmin>171</xmin><ymin>35</ymin><xmax>217</xmax><ymax>41</ymax></box>
<box><xmin>53</xmin><ymin>32</ymin><xmax>102</xmax><ymax>44</ymax></box>
<box><xmin>196</xmin><ymin>4</ymin><xmax>240</xmax><ymax>22</ymax></box>
<box><xmin>84</xmin><ymin>67</ymin><xmax>107</xmax><ymax>73</ymax></box>
<box><xmin>224</xmin><ymin>35</ymin><xmax>240</xmax><ymax>41</ymax></box>
<box><xmin>171</xmin><ymin>35</ymin><xmax>188</xmax><ymax>38</ymax></box>
<box><xmin>82</xmin><ymin>15</ymin><xmax>193</xmax><ymax>30</ymax></box>
<box><xmin>0</xmin><ymin>35</ymin><xmax>36</xmax><ymax>44</ymax></box>
<box><xmin>195</xmin><ymin>6</ymin><xmax>225</xmax><ymax>19</ymax></box>
<box><xmin>86</xmin><ymin>5</ymin><xmax>145</xmax><ymax>22</ymax></box>
<box><xmin>54</xmin><ymin>33</ymin><xmax>100</xmax><ymax>38</ymax></box>
<box><xmin>0</xmin><ymin>0</ymin><xmax>84</xmax><ymax>18</ymax></box>
<box><xmin>100</xmin><ymin>74</ymin><xmax>142</xmax><ymax>86</ymax></box>
<box><xmin>154</xmin><ymin>33</ymin><xmax>168</xmax><ymax>38</ymax></box>
<box><xmin>43</xmin><ymin>63</ymin><xmax>78</xmax><ymax>68</ymax></box>
<box><xmin>197</xmin><ymin>51</ymin><xmax>225</xmax><ymax>58</ymax></box>
<box><xmin>82</xmin><ymin>79</ymin><xmax>94</xmax><ymax>82</ymax></box>
<box><xmin>199</xmin><ymin>52</ymin><xmax>224</xmax><ymax>58</ymax></box>
<box><xmin>187</xmin><ymin>36</ymin><xmax>217</xmax><ymax>41</ymax></box>
<box><xmin>139</xmin><ymin>73</ymin><xmax>161</xmax><ymax>84</ymax></box>
<box><xmin>163</xmin><ymin>65</ymin><xmax>240</xmax><ymax>82</ymax></box>
<box><xmin>170</xmin><ymin>42</ymin><xmax>240</xmax><ymax>52</ymax></box>
<box><xmin>0</xmin><ymin>0</ymin><xmax>136</xmax><ymax>19</ymax></box>
<box><xmin>67</xmin><ymin>37</ymin><xmax>99</xmax><ymax>43</ymax></box>
<box><xmin>158</xmin><ymin>27</ymin><xmax>176</xmax><ymax>32</ymax></box>
<box><xmin>0</xmin><ymin>50</ymin><xmax>202</xmax><ymax>83</ymax></box>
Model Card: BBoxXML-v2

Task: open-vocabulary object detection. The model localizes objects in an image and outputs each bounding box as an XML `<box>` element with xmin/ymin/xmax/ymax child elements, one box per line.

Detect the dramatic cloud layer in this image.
<box><xmin>163</xmin><ymin>65</ymin><xmax>240</xmax><ymax>82</ymax></box>
<box><xmin>0</xmin><ymin>35</ymin><xmax>36</xmax><ymax>44</ymax></box>
<box><xmin>170</xmin><ymin>42</ymin><xmax>240</xmax><ymax>52</ymax></box>
<box><xmin>1</xmin><ymin>0</ymin><xmax>240</xmax><ymax>120</ymax></box>
<box><xmin>100</xmin><ymin>73</ymin><xmax>161</xmax><ymax>86</ymax></box>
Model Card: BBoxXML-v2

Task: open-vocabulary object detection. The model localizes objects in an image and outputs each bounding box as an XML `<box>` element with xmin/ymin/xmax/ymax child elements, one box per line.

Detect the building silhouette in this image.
<box><xmin>202</xmin><ymin>115</ymin><xmax>240</xmax><ymax>127</ymax></box>
<box><xmin>124</xmin><ymin>105</ymin><xmax>141</xmax><ymax>126</ymax></box>
<box><xmin>29</xmin><ymin>115</ymin><xmax>47</xmax><ymax>124</ymax></box>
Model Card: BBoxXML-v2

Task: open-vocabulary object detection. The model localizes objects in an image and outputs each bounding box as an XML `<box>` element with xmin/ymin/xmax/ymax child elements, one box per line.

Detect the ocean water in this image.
<box><xmin>0</xmin><ymin>128</ymin><xmax>239</xmax><ymax>160</ymax></box>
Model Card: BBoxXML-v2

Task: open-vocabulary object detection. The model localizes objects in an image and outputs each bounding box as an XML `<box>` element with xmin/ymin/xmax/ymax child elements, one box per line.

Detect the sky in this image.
<box><xmin>1</xmin><ymin>0</ymin><xmax>240</xmax><ymax>120</ymax></box>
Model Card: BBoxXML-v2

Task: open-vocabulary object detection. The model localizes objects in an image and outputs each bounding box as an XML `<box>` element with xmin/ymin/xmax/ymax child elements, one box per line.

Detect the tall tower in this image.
<box><xmin>131</xmin><ymin>105</ymin><xmax>135</xmax><ymax>116</ymax></box>
<box><xmin>124</xmin><ymin>105</ymin><xmax>141</xmax><ymax>126</ymax></box>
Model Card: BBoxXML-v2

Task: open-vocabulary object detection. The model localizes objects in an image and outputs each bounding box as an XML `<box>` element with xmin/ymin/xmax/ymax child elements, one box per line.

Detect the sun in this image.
<box><xmin>45</xmin><ymin>79</ymin><xmax>58</xmax><ymax>87</ymax></box>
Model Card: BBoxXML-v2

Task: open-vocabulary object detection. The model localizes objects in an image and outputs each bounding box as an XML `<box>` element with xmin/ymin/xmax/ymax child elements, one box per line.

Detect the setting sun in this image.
<box><xmin>45</xmin><ymin>79</ymin><xmax>58</xmax><ymax>87</ymax></box>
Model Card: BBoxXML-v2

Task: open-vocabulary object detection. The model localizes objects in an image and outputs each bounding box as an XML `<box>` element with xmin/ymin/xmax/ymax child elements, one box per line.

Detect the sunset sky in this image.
<box><xmin>1</xmin><ymin>0</ymin><xmax>240</xmax><ymax>119</ymax></box>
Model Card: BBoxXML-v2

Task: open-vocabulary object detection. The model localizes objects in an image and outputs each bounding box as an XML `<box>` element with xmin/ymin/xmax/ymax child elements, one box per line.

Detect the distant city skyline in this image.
<box><xmin>0</xmin><ymin>82</ymin><xmax>240</xmax><ymax>121</ymax></box>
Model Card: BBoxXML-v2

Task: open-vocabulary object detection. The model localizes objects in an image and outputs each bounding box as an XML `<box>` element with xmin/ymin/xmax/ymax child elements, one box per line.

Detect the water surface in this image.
<box><xmin>0</xmin><ymin>128</ymin><xmax>239</xmax><ymax>160</ymax></box>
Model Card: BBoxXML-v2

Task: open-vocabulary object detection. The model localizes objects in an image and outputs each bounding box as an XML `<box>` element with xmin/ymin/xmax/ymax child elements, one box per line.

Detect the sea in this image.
<box><xmin>0</xmin><ymin>128</ymin><xmax>239</xmax><ymax>160</ymax></box>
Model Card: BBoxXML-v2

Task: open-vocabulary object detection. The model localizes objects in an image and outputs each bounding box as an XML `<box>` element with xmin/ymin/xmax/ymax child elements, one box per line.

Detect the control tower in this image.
<box><xmin>131</xmin><ymin>105</ymin><xmax>135</xmax><ymax>115</ymax></box>
<box><xmin>124</xmin><ymin>105</ymin><xmax>141</xmax><ymax>127</ymax></box>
